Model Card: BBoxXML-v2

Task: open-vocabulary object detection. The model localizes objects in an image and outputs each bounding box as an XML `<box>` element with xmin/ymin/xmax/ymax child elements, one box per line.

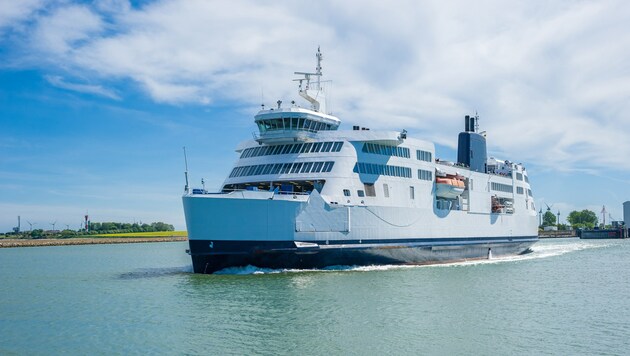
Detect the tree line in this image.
<box><xmin>2</xmin><ymin>221</ymin><xmax>175</xmax><ymax>239</ymax></box>
<box><xmin>541</xmin><ymin>209</ymin><xmax>601</xmax><ymax>229</ymax></box>
<box><xmin>87</xmin><ymin>221</ymin><xmax>174</xmax><ymax>234</ymax></box>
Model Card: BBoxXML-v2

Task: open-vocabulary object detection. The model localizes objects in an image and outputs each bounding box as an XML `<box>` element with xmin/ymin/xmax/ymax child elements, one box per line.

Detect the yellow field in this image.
<box><xmin>93</xmin><ymin>231</ymin><xmax>188</xmax><ymax>237</ymax></box>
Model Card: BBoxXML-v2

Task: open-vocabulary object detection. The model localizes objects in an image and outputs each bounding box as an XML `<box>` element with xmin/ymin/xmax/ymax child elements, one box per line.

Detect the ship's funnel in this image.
<box><xmin>457</xmin><ymin>115</ymin><xmax>487</xmax><ymax>172</ymax></box>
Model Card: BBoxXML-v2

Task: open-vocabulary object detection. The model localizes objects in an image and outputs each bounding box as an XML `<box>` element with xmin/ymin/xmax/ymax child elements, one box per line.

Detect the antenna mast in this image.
<box><xmin>294</xmin><ymin>47</ymin><xmax>325</xmax><ymax>112</ymax></box>
<box><xmin>183</xmin><ymin>146</ymin><xmax>190</xmax><ymax>193</ymax></box>
<box><xmin>315</xmin><ymin>46</ymin><xmax>322</xmax><ymax>89</ymax></box>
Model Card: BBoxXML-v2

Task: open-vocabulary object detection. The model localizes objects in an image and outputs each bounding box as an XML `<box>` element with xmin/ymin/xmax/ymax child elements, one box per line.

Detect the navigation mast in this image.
<box><xmin>294</xmin><ymin>47</ymin><xmax>326</xmax><ymax>113</ymax></box>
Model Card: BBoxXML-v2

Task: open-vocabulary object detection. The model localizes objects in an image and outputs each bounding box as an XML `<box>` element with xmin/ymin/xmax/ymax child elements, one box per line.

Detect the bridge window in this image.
<box><xmin>343</xmin><ymin>189</ymin><xmax>351</xmax><ymax>197</ymax></box>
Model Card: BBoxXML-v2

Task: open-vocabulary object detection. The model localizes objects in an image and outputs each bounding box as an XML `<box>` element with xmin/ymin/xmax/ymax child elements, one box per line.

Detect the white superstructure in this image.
<box><xmin>183</xmin><ymin>49</ymin><xmax>538</xmax><ymax>273</ymax></box>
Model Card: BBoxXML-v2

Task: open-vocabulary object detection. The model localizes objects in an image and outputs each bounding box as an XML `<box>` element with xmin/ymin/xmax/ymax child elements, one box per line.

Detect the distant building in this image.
<box><xmin>624</xmin><ymin>201</ymin><xmax>630</xmax><ymax>228</ymax></box>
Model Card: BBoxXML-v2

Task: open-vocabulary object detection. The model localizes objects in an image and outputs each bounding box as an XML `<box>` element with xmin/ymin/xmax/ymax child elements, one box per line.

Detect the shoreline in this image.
<box><xmin>0</xmin><ymin>236</ymin><xmax>188</xmax><ymax>248</ymax></box>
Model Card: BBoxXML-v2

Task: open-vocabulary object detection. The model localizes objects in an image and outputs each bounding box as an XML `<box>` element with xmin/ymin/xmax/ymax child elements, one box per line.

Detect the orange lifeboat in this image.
<box><xmin>435</xmin><ymin>176</ymin><xmax>465</xmax><ymax>199</ymax></box>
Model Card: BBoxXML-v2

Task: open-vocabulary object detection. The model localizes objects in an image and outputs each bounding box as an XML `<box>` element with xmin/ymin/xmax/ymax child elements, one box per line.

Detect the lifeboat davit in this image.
<box><xmin>435</xmin><ymin>176</ymin><xmax>465</xmax><ymax>199</ymax></box>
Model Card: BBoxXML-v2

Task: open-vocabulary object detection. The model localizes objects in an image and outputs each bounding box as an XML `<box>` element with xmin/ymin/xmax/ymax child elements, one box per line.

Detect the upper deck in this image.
<box><xmin>253</xmin><ymin>106</ymin><xmax>341</xmax><ymax>144</ymax></box>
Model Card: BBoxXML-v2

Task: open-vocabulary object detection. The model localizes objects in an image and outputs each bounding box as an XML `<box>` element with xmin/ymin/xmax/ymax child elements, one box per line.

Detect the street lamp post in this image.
<box><xmin>557</xmin><ymin>210</ymin><xmax>561</xmax><ymax>230</ymax></box>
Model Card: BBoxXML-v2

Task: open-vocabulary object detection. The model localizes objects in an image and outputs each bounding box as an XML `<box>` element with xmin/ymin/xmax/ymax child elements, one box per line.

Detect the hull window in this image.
<box><xmin>223</xmin><ymin>180</ymin><xmax>325</xmax><ymax>194</ymax></box>
<box><xmin>491</xmin><ymin>182</ymin><xmax>513</xmax><ymax>193</ymax></box>
<box><xmin>354</xmin><ymin>162</ymin><xmax>412</xmax><ymax>178</ymax></box>
<box><xmin>332</xmin><ymin>142</ymin><xmax>344</xmax><ymax>152</ymax></box>
<box><xmin>418</xmin><ymin>169</ymin><xmax>432</xmax><ymax>181</ymax></box>
<box><xmin>416</xmin><ymin>150</ymin><xmax>432</xmax><ymax>162</ymax></box>
<box><xmin>363</xmin><ymin>143</ymin><xmax>410</xmax><ymax>158</ymax></box>
<box><xmin>229</xmin><ymin>161</ymin><xmax>335</xmax><ymax>178</ymax></box>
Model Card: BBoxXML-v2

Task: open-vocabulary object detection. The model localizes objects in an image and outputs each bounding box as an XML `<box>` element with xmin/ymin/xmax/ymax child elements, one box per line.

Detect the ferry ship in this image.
<box><xmin>183</xmin><ymin>49</ymin><xmax>538</xmax><ymax>274</ymax></box>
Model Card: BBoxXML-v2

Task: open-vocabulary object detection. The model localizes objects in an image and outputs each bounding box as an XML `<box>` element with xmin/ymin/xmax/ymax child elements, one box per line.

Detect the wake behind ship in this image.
<box><xmin>183</xmin><ymin>49</ymin><xmax>538</xmax><ymax>274</ymax></box>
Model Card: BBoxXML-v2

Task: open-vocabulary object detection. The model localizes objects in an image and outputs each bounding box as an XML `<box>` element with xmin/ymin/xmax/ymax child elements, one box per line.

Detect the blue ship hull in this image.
<box><xmin>188</xmin><ymin>236</ymin><xmax>538</xmax><ymax>273</ymax></box>
<box><xmin>578</xmin><ymin>229</ymin><xmax>626</xmax><ymax>239</ymax></box>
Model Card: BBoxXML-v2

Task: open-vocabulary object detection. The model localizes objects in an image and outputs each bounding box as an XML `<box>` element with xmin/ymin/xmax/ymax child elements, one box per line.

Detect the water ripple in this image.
<box><xmin>117</xmin><ymin>266</ymin><xmax>192</xmax><ymax>279</ymax></box>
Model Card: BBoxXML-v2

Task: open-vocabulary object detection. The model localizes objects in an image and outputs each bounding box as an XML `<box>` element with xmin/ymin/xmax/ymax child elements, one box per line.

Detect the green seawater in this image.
<box><xmin>1</xmin><ymin>239</ymin><xmax>629</xmax><ymax>355</ymax></box>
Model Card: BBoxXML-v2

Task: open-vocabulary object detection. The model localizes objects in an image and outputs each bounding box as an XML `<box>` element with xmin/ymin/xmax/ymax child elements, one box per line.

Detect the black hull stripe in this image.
<box><xmin>188</xmin><ymin>236</ymin><xmax>538</xmax><ymax>256</ymax></box>
<box><xmin>188</xmin><ymin>239</ymin><xmax>538</xmax><ymax>274</ymax></box>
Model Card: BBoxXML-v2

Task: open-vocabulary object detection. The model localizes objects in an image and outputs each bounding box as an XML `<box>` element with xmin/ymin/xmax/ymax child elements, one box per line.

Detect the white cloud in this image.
<box><xmin>0</xmin><ymin>0</ymin><xmax>45</xmax><ymax>30</ymax></box>
<box><xmin>45</xmin><ymin>75</ymin><xmax>120</xmax><ymax>99</ymax></box>
<box><xmin>32</xmin><ymin>4</ymin><xmax>103</xmax><ymax>55</ymax></box>
<box><xmin>3</xmin><ymin>0</ymin><xmax>630</xmax><ymax>173</ymax></box>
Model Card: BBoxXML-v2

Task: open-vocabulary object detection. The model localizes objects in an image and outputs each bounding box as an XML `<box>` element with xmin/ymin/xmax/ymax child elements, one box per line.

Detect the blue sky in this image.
<box><xmin>1</xmin><ymin>0</ymin><xmax>630</xmax><ymax>232</ymax></box>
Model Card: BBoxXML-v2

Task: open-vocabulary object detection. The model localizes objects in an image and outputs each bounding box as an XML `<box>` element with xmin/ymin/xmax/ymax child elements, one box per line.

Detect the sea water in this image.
<box><xmin>1</xmin><ymin>238</ymin><xmax>629</xmax><ymax>355</ymax></box>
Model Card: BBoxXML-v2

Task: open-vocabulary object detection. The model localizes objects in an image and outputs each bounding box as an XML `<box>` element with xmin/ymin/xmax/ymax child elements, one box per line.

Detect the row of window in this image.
<box><xmin>241</xmin><ymin>142</ymin><xmax>344</xmax><ymax>158</ymax></box>
<box><xmin>418</xmin><ymin>169</ymin><xmax>433</xmax><ymax>181</ymax></box>
<box><xmin>343</xmin><ymin>184</ymin><xmax>416</xmax><ymax>200</ymax></box>
<box><xmin>417</xmin><ymin>150</ymin><xmax>432</xmax><ymax>162</ymax></box>
<box><xmin>353</xmin><ymin>162</ymin><xmax>412</xmax><ymax>178</ymax></box>
<box><xmin>362</xmin><ymin>143</ymin><xmax>411</xmax><ymax>158</ymax></box>
<box><xmin>257</xmin><ymin>117</ymin><xmax>336</xmax><ymax>133</ymax></box>
<box><xmin>229</xmin><ymin>161</ymin><xmax>335</xmax><ymax>178</ymax></box>
<box><xmin>491</xmin><ymin>182</ymin><xmax>513</xmax><ymax>193</ymax></box>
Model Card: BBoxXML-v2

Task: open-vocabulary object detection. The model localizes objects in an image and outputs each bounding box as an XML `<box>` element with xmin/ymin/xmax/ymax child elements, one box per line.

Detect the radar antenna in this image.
<box><xmin>293</xmin><ymin>47</ymin><xmax>325</xmax><ymax>112</ymax></box>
